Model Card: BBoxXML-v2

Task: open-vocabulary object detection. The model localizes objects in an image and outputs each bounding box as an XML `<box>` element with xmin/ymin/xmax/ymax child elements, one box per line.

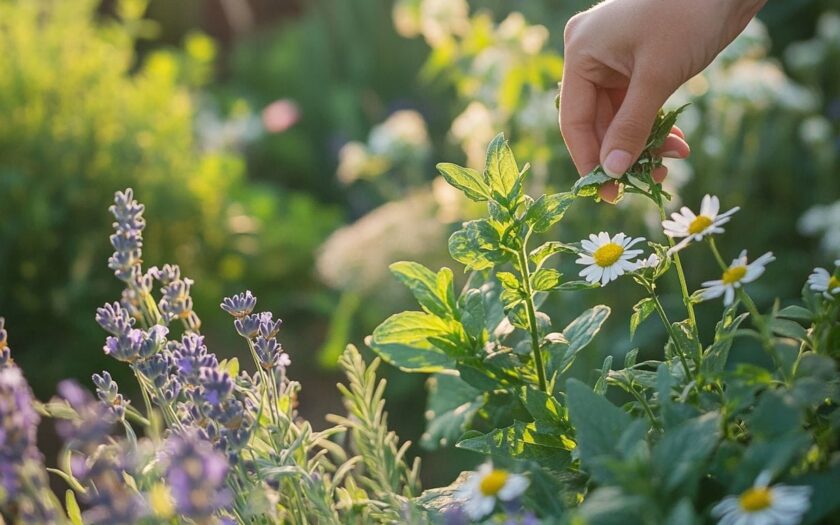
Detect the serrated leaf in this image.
<box><xmin>531</xmin><ymin>268</ymin><xmax>562</xmax><ymax>291</ymax></box>
<box><xmin>456</xmin><ymin>420</ymin><xmax>573</xmax><ymax>470</ymax></box>
<box><xmin>390</xmin><ymin>261</ymin><xmax>452</xmax><ymax>318</ymax></box>
<box><xmin>529</xmin><ymin>241</ymin><xmax>578</xmax><ymax>266</ymax></box>
<box><xmin>524</xmin><ymin>192</ymin><xmax>576</xmax><ymax>232</ymax></box>
<box><xmin>520</xmin><ymin>386</ymin><xmax>566</xmax><ymax>431</ymax></box>
<box><xmin>459</xmin><ymin>289</ymin><xmax>486</xmax><ymax>340</ymax></box>
<box><xmin>369</xmin><ymin>312</ymin><xmax>454</xmax><ymax>372</ymax></box>
<box><xmin>652</xmin><ymin>413</ymin><xmax>720</xmax><ymax>493</ymax></box>
<box><xmin>484</xmin><ymin>133</ymin><xmax>521</xmax><ymax>205</ymax></box>
<box><xmin>629</xmin><ymin>297</ymin><xmax>656</xmax><ymax>339</ymax></box>
<box><xmin>572</xmin><ymin>169</ymin><xmax>612</xmax><ymax>196</ymax></box>
<box><xmin>496</xmin><ymin>271</ymin><xmax>521</xmax><ymax>290</ymax></box>
<box><xmin>436</xmin><ymin>163</ymin><xmax>489</xmax><ymax>202</ymax></box>
<box><xmin>448</xmin><ymin>219</ymin><xmax>508</xmax><ymax>271</ymax></box>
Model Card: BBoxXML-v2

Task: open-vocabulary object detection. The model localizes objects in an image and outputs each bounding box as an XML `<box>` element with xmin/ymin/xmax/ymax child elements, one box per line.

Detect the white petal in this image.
<box><xmin>497</xmin><ymin>474</ymin><xmax>529</xmax><ymax>501</ymax></box>
<box><xmin>581</xmin><ymin>239</ymin><xmax>598</xmax><ymax>252</ymax></box>
<box><xmin>598</xmin><ymin>231</ymin><xmax>610</xmax><ymax>244</ymax></box>
<box><xmin>667</xmin><ymin>237</ymin><xmax>692</xmax><ymax>255</ymax></box>
<box><xmin>724</xmin><ymin>287</ymin><xmax>735</xmax><ymax>306</ymax></box>
<box><xmin>576</xmin><ymin>255</ymin><xmax>595</xmax><ymax>265</ymax></box>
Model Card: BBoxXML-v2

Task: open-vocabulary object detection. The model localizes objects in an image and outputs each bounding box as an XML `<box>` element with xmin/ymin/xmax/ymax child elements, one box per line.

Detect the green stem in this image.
<box><xmin>654</xmin><ymin>196</ymin><xmax>700</xmax><ymax>349</ymax></box>
<box><xmin>629</xmin><ymin>383</ymin><xmax>659</xmax><ymax>429</ymax></box>
<box><xmin>516</xmin><ymin>243</ymin><xmax>549</xmax><ymax>394</ymax></box>
<box><xmin>648</xmin><ymin>286</ymin><xmax>694</xmax><ymax>381</ymax></box>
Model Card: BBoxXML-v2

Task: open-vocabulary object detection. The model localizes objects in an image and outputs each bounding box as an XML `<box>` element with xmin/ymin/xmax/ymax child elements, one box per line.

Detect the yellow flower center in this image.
<box><xmin>739</xmin><ymin>487</ymin><xmax>773</xmax><ymax>512</ymax></box>
<box><xmin>688</xmin><ymin>215</ymin><xmax>714</xmax><ymax>235</ymax></box>
<box><xmin>829</xmin><ymin>275</ymin><xmax>840</xmax><ymax>291</ymax></box>
<box><xmin>722</xmin><ymin>265</ymin><xmax>747</xmax><ymax>285</ymax></box>
<box><xmin>593</xmin><ymin>243</ymin><xmax>624</xmax><ymax>268</ymax></box>
<box><xmin>479</xmin><ymin>470</ymin><xmax>509</xmax><ymax>496</ymax></box>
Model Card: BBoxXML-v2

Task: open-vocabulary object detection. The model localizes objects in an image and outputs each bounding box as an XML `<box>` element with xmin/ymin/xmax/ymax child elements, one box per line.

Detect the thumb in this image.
<box><xmin>600</xmin><ymin>74</ymin><xmax>672</xmax><ymax>178</ymax></box>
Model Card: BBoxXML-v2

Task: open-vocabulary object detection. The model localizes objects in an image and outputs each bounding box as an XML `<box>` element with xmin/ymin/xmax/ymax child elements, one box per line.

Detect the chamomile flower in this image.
<box><xmin>662</xmin><ymin>194</ymin><xmax>739</xmax><ymax>254</ymax></box>
<box><xmin>634</xmin><ymin>253</ymin><xmax>661</xmax><ymax>270</ymax></box>
<box><xmin>698</xmin><ymin>250</ymin><xmax>775</xmax><ymax>306</ymax></box>
<box><xmin>711</xmin><ymin>471</ymin><xmax>811</xmax><ymax>525</ymax></box>
<box><xmin>806</xmin><ymin>260</ymin><xmax>840</xmax><ymax>299</ymax></box>
<box><xmin>576</xmin><ymin>232</ymin><xmax>646</xmax><ymax>286</ymax></box>
<box><xmin>458</xmin><ymin>462</ymin><xmax>529</xmax><ymax>520</ymax></box>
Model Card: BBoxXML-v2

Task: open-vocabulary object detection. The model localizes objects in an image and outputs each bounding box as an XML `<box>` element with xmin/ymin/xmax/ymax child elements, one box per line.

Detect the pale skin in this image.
<box><xmin>559</xmin><ymin>0</ymin><xmax>768</xmax><ymax>201</ymax></box>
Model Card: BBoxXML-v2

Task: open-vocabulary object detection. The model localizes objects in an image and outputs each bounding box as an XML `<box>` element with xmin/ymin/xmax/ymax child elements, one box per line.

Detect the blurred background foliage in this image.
<box><xmin>0</xmin><ymin>0</ymin><xmax>837</xmax><ymax>487</ymax></box>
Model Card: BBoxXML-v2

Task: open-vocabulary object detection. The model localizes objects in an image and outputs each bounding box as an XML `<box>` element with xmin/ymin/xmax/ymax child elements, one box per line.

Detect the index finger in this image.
<box><xmin>559</xmin><ymin>70</ymin><xmax>600</xmax><ymax>176</ymax></box>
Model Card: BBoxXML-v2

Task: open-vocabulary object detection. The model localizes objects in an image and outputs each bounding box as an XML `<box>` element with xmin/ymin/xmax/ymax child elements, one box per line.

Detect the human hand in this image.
<box><xmin>559</xmin><ymin>0</ymin><xmax>766</xmax><ymax>202</ymax></box>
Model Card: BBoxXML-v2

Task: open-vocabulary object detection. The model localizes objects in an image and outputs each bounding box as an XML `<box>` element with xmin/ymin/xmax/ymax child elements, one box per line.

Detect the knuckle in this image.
<box><xmin>563</xmin><ymin>14</ymin><xmax>585</xmax><ymax>47</ymax></box>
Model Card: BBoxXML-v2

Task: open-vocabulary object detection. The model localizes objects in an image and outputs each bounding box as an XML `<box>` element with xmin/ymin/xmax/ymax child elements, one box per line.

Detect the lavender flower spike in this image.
<box><xmin>220</xmin><ymin>290</ymin><xmax>257</xmax><ymax>318</ymax></box>
<box><xmin>107</xmin><ymin>189</ymin><xmax>146</xmax><ymax>283</ymax></box>
<box><xmin>163</xmin><ymin>432</ymin><xmax>232</xmax><ymax>519</ymax></box>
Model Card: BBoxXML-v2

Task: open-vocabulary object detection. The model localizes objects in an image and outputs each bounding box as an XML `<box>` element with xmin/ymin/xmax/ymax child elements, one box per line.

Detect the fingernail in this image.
<box><xmin>660</xmin><ymin>150</ymin><xmax>680</xmax><ymax>158</ymax></box>
<box><xmin>603</xmin><ymin>150</ymin><xmax>633</xmax><ymax>178</ymax></box>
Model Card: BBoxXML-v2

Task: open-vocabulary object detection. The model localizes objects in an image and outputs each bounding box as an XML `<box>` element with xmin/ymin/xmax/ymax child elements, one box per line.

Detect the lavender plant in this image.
<box><xmin>0</xmin><ymin>189</ymin><xmax>425</xmax><ymax>524</ymax></box>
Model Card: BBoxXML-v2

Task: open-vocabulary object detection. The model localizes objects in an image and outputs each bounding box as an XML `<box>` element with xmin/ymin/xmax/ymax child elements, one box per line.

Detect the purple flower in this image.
<box><xmin>107</xmin><ymin>189</ymin><xmax>145</xmax><ymax>283</ymax></box>
<box><xmin>150</xmin><ymin>264</ymin><xmax>180</xmax><ymax>285</ymax></box>
<box><xmin>55</xmin><ymin>380</ymin><xmax>115</xmax><ymax>453</ymax></box>
<box><xmin>92</xmin><ymin>371</ymin><xmax>128</xmax><ymax>419</ymax></box>
<box><xmin>171</xmin><ymin>334</ymin><xmax>218</xmax><ymax>385</ymax></box>
<box><xmin>200</xmin><ymin>369</ymin><xmax>233</xmax><ymax>406</ymax></box>
<box><xmin>0</xmin><ymin>317</ymin><xmax>11</xmax><ymax>369</ymax></box>
<box><xmin>96</xmin><ymin>302</ymin><xmax>135</xmax><ymax>337</ymax></box>
<box><xmin>220</xmin><ymin>290</ymin><xmax>257</xmax><ymax>318</ymax></box>
<box><xmin>253</xmin><ymin>336</ymin><xmax>291</xmax><ymax>371</ymax></box>
<box><xmin>0</xmin><ymin>367</ymin><xmax>41</xmax><ymax>494</ymax></box>
<box><xmin>157</xmin><ymin>271</ymin><xmax>201</xmax><ymax>330</ymax></box>
<box><xmin>162</xmin><ymin>432</ymin><xmax>231</xmax><ymax>518</ymax></box>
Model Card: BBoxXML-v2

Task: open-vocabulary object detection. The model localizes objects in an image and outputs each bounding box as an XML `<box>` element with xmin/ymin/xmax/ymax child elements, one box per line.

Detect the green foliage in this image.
<box><xmin>0</xmin><ymin>0</ymin><xmax>338</xmax><ymax>390</ymax></box>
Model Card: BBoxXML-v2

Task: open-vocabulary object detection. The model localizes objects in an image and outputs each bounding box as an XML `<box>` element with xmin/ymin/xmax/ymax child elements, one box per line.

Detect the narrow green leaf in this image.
<box><xmin>436</xmin><ymin>163</ymin><xmax>489</xmax><ymax>202</ymax></box>
<box><xmin>594</xmin><ymin>356</ymin><xmax>613</xmax><ymax>395</ymax></box>
<box><xmin>776</xmin><ymin>305</ymin><xmax>813</xmax><ymax>322</ymax></box>
<box><xmin>552</xmin><ymin>306</ymin><xmax>610</xmax><ymax>374</ymax></box>
<box><xmin>66</xmin><ymin>489</ymin><xmax>83</xmax><ymax>525</ymax></box>
<box><xmin>629</xmin><ymin>297</ymin><xmax>656</xmax><ymax>339</ymax></box>
<box><xmin>769</xmin><ymin>317</ymin><xmax>808</xmax><ymax>341</ymax></box>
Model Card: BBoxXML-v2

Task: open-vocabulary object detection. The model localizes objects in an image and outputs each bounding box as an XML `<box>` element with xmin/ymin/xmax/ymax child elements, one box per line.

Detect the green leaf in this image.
<box><xmin>459</xmin><ymin>289</ymin><xmax>486</xmax><ymax>340</ymax></box>
<box><xmin>594</xmin><ymin>356</ymin><xmax>613</xmax><ymax>395</ymax></box>
<box><xmin>702</xmin><ymin>304</ymin><xmax>748</xmax><ymax>375</ymax></box>
<box><xmin>436</xmin><ymin>163</ymin><xmax>489</xmax><ymax>202</ymax></box>
<box><xmin>422</xmin><ymin>374</ymin><xmax>483</xmax><ymax>450</ymax></box>
<box><xmin>436</xmin><ymin>267</ymin><xmax>458</xmax><ymax>315</ymax></box>
<box><xmin>531</xmin><ymin>268</ymin><xmax>562</xmax><ymax>292</ymax></box>
<box><xmin>521</xmin><ymin>386</ymin><xmax>565</xmax><ymax>429</ymax></box>
<box><xmin>629</xmin><ymin>297</ymin><xmax>656</xmax><ymax>339</ymax></box>
<box><xmin>652</xmin><ymin>413</ymin><xmax>720</xmax><ymax>493</ymax></box>
<box><xmin>646</xmin><ymin>105</ymin><xmax>689</xmax><ymax>150</ymax></box>
<box><xmin>416</xmin><ymin>471</ymin><xmax>472</xmax><ymax>516</ymax></box>
<box><xmin>670</xmin><ymin>319</ymin><xmax>701</xmax><ymax>364</ymax></box>
<box><xmin>769</xmin><ymin>317</ymin><xmax>808</xmax><ymax>341</ymax></box>
<box><xmin>66</xmin><ymin>489</ymin><xmax>83</xmax><ymax>525</ymax></box>
<box><xmin>555</xmin><ymin>280</ymin><xmax>599</xmax><ymax>291</ymax></box>
<box><xmin>448</xmin><ymin>219</ymin><xmax>508</xmax><ymax>271</ymax></box>
<box><xmin>551</xmin><ymin>306</ymin><xmax>610</xmax><ymax>375</ymax></box>
<box><xmin>390</xmin><ymin>261</ymin><xmax>452</xmax><ymax>318</ymax></box>
<box><xmin>572</xmin><ymin>168</ymin><xmax>612</xmax><ymax>197</ymax></box>
<box><xmin>776</xmin><ymin>305</ymin><xmax>813</xmax><ymax>322</ymax></box>
<box><xmin>566</xmin><ymin>379</ymin><xmax>633</xmax><ymax>464</ymax></box>
<box><xmin>456</xmin><ymin>420</ymin><xmax>573</xmax><ymax>470</ymax></box>
<box><xmin>369</xmin><ymin>312</ymin><xmax>455</xmax><ymax>372</ymax></box>
<box><xmin>524</xmin><ymin>193</ymin><xmax>576</xmax><ymax>232</ymax></box>
<box><xmin>496</xmin><ymin>271</ymin><xmax>521</xmax><ymax>290</ymax></box>
<box><xmin>529</xmin><ymin>241</ymin><xmax>578</xmax><ymax>266</ymax></box>
<box><xmin>484</xmin><ymin>133</ymin><xmax>520</xmax><ymax>205</ymax></box>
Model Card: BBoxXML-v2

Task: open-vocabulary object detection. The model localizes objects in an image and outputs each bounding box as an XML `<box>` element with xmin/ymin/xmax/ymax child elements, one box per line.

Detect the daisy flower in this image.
<box><xmin>576</xmin><ymin>232</ymin><xmax>646</xmax><ymax>286</ymax></box>
<box><xmin>806</xmin><ymin>260</ymin><xmax>840</xmax><ymax>299</ymax></box>
<box><xmin>662</xmin><ymin>194</ymin><xmax>739</xmax><ymax>254</ymax></box>
<box><xmin>633</xmin><ymin>253</ymin><xmax>661</xmax><ymax>270</ymax></box>
<box><xmin>712</xmin><ymin>471</ymin><xmax>811</xmax><ymax>525</ymax></box>
<box><xmin>698</xmin><ymin>250</ymin><xmax>775</xmax><ymax>306</ymax></box>
<box><xmin>458</xmin><ymin>462</ymin><xmax>529</xmax><ymax>520</ymax></box>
